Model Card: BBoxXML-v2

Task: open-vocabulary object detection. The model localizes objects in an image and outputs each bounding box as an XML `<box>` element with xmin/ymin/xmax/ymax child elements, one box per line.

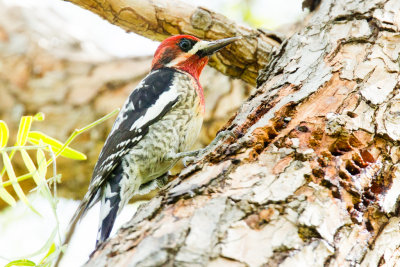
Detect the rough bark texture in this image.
<box><xmin>86</xmin><ymin>0</ymin><xmax>400</xmax><ymax>266</ymax></box>
<box><xmin>63</xmin><ymin>0</ymin><xmax>282</xmax><ymax>85</ymax></box>
<box><xmin>0</xmin><ymin>5</ymin><xmax>253</xmax><ymax>204</ymax></box>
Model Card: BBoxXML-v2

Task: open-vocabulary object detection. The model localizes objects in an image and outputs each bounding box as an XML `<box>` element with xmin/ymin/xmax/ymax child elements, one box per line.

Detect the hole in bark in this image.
<box><xmin>296</xmin><ymin>125</ymin><xmax>309</xmax><ymax>132</ymax></box>
<box><xmin>252</xmin><ymin>125</ymin><xmax>279</xmax><ymax>153</ymax></box>
<box><xmin>362</xmin><ymin>197</ymin><xmax>371</xmax><ymax>207</ymax></box>
<box><xmin>298</xmin><ymin>225</ymin><xmax>322</xmax><ymax>241</ymax></box>
<box><xmin>330</xmin><ymin>148</ymin><xmax>344</xmax><ymax>156</ymax></box>
<box><xmin>335</xmin><ymin>139</ymin><xmax>353</xmax><ymax>151</ymax></box>
<box><xmin>304</xmin><ymin>174</ymin><xmax>313</xmax><ymax>182</ymax></box>
<box><xmin>236</xmin><ymin>131</ymin><xmax>244</xmax><ymax>138</ymax></box>
<box><xmin>349</xmin><ymin>135</ymin><xmax>363</xmax><ymax>148</ymax></box>
<box><xmin>364</xmin><ymin>190</ymin><xmax>376</xmax><ymax>201</ymax></box>
<box><xmin>274</xmin><ymin>118</ymin><xmax>286</xmax><ymax>132</ymax></box>
<box><xmin>365</xmin><ymin>220</ymin><xmax>374</xmax><ymax>232</ymax></box>
<box><xmin>334</xmin><ymin>16</ymin><xmax>348</xmax><ymax>22</ymax></box>
<box><xmin>345</xmin><ymin>160</ymin><xmax>361</xmax><ymax>175</ymax></box>
<box><xmin>346</xmin><ymin>111</ymin><xmax>358</xmax><ymax>118</ymax></box>
<box><xmin>266</xmin><ymin>127</ymin><xmax>278</xmax><ymax>140</ymax></box>
<box><xmin>231</xmin><ymin>158</ymin><xmax>241</xmax><ymax>165</ymax></box>
<box><xmin>320</xmin><ymin>178</ymin><xmax>333</xmax><ymax>188</ymax></box>
<box><xmin>339</xmin><ymin>170</ymin><xmax>351</xmax><ymax>180</ymax></box>
<box><xmin>331</xmin><ymin>186</ymin><xmax>341</xmax><ymax>199</ymax></box>
<box><xmin>254</xmin><ymin>143</ymin><xmax>264</xmax><ymax>154</ymax></box>
<box><xmin>312</xmin><ymin>168</ymin><xmax>325</xmax><ymax>178</ymax></box>
<box><xmin>271</xmin><ymin>102</ymin><xmax>297</xmax><ymax>132</ymax></box>
<box><xmin>317</xmin><ymin>156</ymin><xmax>328</xmax><ymax>167</ymax></box>
<box><xmin>352</xmin><ymin>152</ymin><xmax>369</xmax><ymax>168</ymax></box>
<box><xmin>320</xmin><ymin>179</ymin><xmax>341</xmax><ymax>199</ymax></box>
<box><xmin>329</xmin><ymin>138</ymin><xmax>353</xmax><ymax>156</ymax></box>
<box><xmin>249</xmin><ymin>150</ymin><xmax>259</xmax><ymax>161</ymax></box>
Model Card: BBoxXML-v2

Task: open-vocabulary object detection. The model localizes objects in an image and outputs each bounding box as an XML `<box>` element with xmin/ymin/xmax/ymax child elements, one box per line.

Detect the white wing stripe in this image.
<box><xmin>130</xmin><ymin>85</ymin><xmax>179</xmax><ymax>131</ymax></box>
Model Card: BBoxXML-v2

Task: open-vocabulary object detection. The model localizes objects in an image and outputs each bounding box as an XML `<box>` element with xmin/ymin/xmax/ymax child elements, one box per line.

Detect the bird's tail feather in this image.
<box><xmin>96</xmin><ymin>168</ymin><xmax>124</xmax><ymax>246</ymax></box>
<box><xmin>53</xmin><ymin>189</ymin><xmax>100</xmax><ymax>267</ymax></box>
<box><xmin>96</xmin><ymin>193</ymin><xmax>120</xmax><ymax>246</ymax></box>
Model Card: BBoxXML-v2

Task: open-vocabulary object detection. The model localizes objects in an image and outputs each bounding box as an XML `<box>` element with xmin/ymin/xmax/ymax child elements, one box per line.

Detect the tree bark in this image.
<box><xmin>84</xmin><ymin>0</ymin><xmax>400</xmax><ymax>266</ymax></box>
<box><xmin>63</xmin><ymin>0</ymin><xmax>282</xmax><ymax>85</ymax></box>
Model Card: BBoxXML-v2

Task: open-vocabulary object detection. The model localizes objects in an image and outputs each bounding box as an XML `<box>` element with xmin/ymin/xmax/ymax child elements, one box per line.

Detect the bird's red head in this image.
<box><xmin>151</xmin><ymin>35</ymin><xmax>239</xmax><ymax>80</ymax></box>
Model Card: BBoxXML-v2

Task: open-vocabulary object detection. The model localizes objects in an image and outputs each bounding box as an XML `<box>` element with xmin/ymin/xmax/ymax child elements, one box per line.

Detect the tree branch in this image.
<box><xmin>64</xmin><ymin>0</ymin><xmax>281</xmax><ymax>85</ymax></box>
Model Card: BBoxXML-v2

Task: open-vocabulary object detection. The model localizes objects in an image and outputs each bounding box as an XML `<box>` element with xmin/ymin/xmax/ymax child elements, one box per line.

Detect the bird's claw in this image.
<box><xmin>218</xmin><ymin>130</ymin><xmax>235</xmax><ymax>139</ymax></box>
<box><xmin>170</xmin><ymin>130</ymin><xmax>235</xmax><ymax>167</ymax></box>
<box><xmin>181</xmin><ymin>130</ymin><xmax>235</xmax><ymax>167</ymax></box>
<box><xmin>182</xmin><ymin>150</ymin><xmax>203</xmax><ymax>167</ymax></box>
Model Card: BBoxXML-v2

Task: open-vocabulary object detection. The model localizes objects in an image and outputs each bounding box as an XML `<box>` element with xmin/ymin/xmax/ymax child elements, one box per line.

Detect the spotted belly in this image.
<box><xmin>123</xmin><ymin>104</ymin><xmax>202</xmax><ymax>189</ymax></box>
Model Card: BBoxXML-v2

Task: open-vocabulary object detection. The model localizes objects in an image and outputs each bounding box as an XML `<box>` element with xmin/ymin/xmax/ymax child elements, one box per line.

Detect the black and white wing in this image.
<box><xmin>84</xmin><ymin>68</ymin><xmax>180</xmax><ymax>212</ymax></box>
<box><xmin>58</xmin><ymin>68</ymin><xmax>181</xmax><ymax>256</ymax></box>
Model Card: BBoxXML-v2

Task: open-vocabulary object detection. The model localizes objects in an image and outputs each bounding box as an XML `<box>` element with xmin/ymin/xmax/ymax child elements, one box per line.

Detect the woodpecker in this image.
<box><xmin>62</xmin><ymin>35</ymin><xmax>239</xmax><ymax>252</ymax></box>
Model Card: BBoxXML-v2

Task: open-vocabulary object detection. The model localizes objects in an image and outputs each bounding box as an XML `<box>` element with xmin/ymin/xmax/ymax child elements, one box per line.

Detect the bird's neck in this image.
<box><xmin>175</xmin><ymin>55</ymin><xmax>208</xmax><ymax>81</ymax></box>
<box><xmin>175</xmin><ymin>68</ymin><xmax>205</xmax><ymax>114</ymax></box>
<box><xmin>174</xmin><ymin>58</ymin><xmax>207</xmax><ymax>114</ymax></box>
<box><xmin>192</xmin><ymin>76</ymin><xmax>205</xmax><ymax>114</ymax></box>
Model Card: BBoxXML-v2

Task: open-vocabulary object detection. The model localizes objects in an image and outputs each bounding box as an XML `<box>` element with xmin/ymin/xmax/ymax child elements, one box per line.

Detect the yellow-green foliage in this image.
<box><xmin>0</xmin><ymin>108</ymin><xmax>119</xmax><ymax>267</ymax></box>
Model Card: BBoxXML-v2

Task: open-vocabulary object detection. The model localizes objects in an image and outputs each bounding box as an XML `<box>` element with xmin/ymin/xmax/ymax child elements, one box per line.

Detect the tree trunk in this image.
<box><xmin>84</xmin><ymin>0</ymin><xmax>400</xmax><ymax>266</ymax></box>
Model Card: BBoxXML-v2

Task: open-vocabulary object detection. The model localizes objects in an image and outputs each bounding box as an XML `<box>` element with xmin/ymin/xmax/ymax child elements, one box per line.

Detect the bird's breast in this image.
<box><xmin>124</xmin><ymin>71</ymin><xmax>203</xmax><ymax>182</ymax></box>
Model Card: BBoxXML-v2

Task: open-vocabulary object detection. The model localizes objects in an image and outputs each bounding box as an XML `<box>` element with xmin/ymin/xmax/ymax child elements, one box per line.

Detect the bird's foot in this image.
<box><xmin>166</xmin><ymin>130</ymin><xmax>235</xmax><ymax>166</ymax></box>
<box><xmin>137</xmin><ymin>173</ymin><xmax>169</xmax><ymax>196</ymax></box>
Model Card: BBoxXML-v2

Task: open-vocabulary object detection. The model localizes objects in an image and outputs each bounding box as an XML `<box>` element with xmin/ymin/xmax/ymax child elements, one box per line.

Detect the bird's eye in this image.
<box><xmin>178</xmin><ymin>39</ymin><xmax>195</xmax><ymax>52</ymax></box>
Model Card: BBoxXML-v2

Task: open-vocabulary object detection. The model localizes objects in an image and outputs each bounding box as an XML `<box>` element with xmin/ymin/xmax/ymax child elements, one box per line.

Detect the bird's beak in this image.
<box><xmin>196</xmin><ymin>36</ymin><xmax>241</xmax><ymax>57</ymax></box>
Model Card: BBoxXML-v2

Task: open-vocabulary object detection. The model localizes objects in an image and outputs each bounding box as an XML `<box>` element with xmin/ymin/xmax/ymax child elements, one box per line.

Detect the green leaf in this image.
<box><xmin>33</xmin><ymin>112</ymin><xmax>45</xmax><ymax>121</ymax></box>
<box><xmin>0</xmin><ymin>186</ymin><xmax>16</xmax><ymax>206</ymax></box>
<box><xmin>39</xmin><ymin>243</ymin><xmax>56</xmax><ymax>265</ymax></box>
<box><xmin>0</xmin><ymin>120</ymin><xmax>9</xmax><ymax>148</ymax></box>
<box><xmin>0</xmin><ymin>121</ymin><xmax>16</xmax><ymax>206</ymax></box>
<box><xmin>16</xmin><ymin>116</ymin><xmax>33</xmax><ymax>146</ymax></box>
<box><xmin>20</xmin><ymin>150</ymin><xmax>52</xmax><ymax>201</ymax></box>
<box><xmin>4</xmin><ymin>259</ymin><xmax>36</xmax><ymax>267</ymax></box>
<box><xmin>2</xmin><ymin>151</ymin><xmax>40</xmax><ymax>215</ymax></box>
<box><xmin>27</xmin><ymin>131</ymin><xmax>87</xmax><ymax>160</ymax></box>
<box><xmin>36</xmin><ymin>149</ymin><xmax>47</xmax><ymax>181</ymax></box>
<box><xmin>20</xmin><ymin>150</ymin><xmax>40</xmax><ymax>186</ymax></box>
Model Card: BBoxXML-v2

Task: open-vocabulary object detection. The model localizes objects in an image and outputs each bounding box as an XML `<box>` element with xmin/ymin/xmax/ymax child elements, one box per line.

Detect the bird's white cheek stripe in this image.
<box><xmin>166</xmin><ymin>54</ymin><xmax>188</xmax><ymax>67</ymax></box>
<box><xmin>166</xmin><ymin>40</ymin><xmax>209</xmax><ymax>67</ymax></box>
<box><xmin>130</xmin><ymin>86</ymin><xmax>179</xmax><ymax>131</ymax></box>
<box><xmin>188</xmin><ymin>40</ymin><xmax>209</xmax><ymax>55</ymax></box>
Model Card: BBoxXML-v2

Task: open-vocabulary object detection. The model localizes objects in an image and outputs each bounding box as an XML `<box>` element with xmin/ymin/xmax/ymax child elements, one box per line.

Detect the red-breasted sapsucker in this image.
<box><xmin>65</xmin><ymin>35</ymin><xmax>239</xmax><ymax>249</ymax></box>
